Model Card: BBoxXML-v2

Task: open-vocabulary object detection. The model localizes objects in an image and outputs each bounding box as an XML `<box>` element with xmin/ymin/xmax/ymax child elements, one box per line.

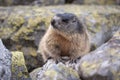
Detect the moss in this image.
<box><xmin>85</xmin><ymin>12</ymin><xmax>112</xmax><ymax>33</ymax></box>
<box><xmin>45</xmin><ymin>70</ymin><xmax>57</xmax><ymax>77</ymax></box>
<box><xmin>106</xmin><ymin>14</ymin><xmax>120</xmax><ymax>28</ymax></box>
<box><xmin>12</xmin><ymin>51</ymin><xmax>24</xmax><ymax>66</ymax></box>
<box><xmin>21</xmin><ymin>47</ymin><xmax>37</xmax><ymax>57</ymax></box>
<box><xmin>1</xmin><ymin>5</ymin><xmax>120</xmax><ymax>41</ymax></box>
<box><xmin>11</xmin><ymin>26</ymin><xmax>33</xmax><ymax>41</ymax></box>
<box><xmin>81</xmin><ymin>61</ymin><xmax>100</xmax><ymax>75</ymax></box>
<box><xmin>58</xmin><ymin>64</ymin><xmax>79</xmax><ymax>78</ymax></box>
<box><xmin>114</xmin><ymin>31</ymin><xmax>120</xmax><ymax>37</ymax></box>
<box><xmin>28</xmin><ymin>17</ymin><xmax>41</xmax><ymax>27</ymax></box>
<box><xmin>11</xmin><ymin>51</ymin><xmax>30</xmax><ymax>79</ymax></box>
<box><xmin>69</xmin><ymin>68</ymin><xmax>80</xmax><ymax>78</ymax></box>
<box><xmin>5</xmin><ymin>0</ymin><xmax>13</xmax><ymax>6</ymax></box>
<box><xmin>0</xmin><ymin>27</ymin><xmax>13</xmax><ymax>38</ymax></box>
<box><xmin>8</xmin><ymin>15</ymin><xmax>25</xmax><ymax>27</ymax></box>
<box><xmin>54</xmin><ymin>0</ymin><xmax>59</xmax><ymax>4</ymax></box>
<box><xmin>42</xmin><ymin>63</ymin><xmax>80</xmax><ymax>80</ymax></box>
<box><xmin>10</xmin><ymin>9</ymin><xmax>54</xmax><ymax>41</ymax></box>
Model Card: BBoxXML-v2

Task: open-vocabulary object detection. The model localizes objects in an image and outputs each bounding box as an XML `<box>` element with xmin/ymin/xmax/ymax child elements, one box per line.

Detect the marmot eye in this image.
<box><xmin>72</xmin><ymin>20</ymin><xmax>76</xmax><ymax>22</ymax></box>
<box><xmin>62</xmin><ymin>19</ymin><xmax>69</xmax><ymax>23</ymax></box>
<box><xmin>72</xmin><ymin>19</ymin><xmax>76</xmax><ymax>23</ymax></box>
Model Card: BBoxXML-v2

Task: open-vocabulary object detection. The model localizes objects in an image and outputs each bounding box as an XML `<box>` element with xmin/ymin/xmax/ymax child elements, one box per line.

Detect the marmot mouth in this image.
<box><xmin>51</xmin><ymin>19</ymin><xmax>55</xmax><ymax>26</ymax></box>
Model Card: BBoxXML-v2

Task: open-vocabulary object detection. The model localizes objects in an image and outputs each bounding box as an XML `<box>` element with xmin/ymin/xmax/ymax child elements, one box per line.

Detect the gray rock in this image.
<box><xmin>30</xmin><ymin>68</ymin><xmax>41</xmax><ymax>80</ymax></box>
<box><xmin>0</xmin><ymin>39</ymin><xmax>12</xmax><ymax>80</ymax></box>
<box><xmin>73</xmin><ymin>0</ymin><xmax>120</xmax><ymax>5</ymax></box>
<box><xmin>32</xmin><ymin>0</ymin><xmax>65</xmax><ymax>6</ymax></box>
<box><xmin>77</xmin><ymin>30</ymin><xmax>120</xmax><ymax>80</ymax></box>
<box><xmin>37</xmin><ymin>60</ymin><xmax>80</xmax><ymax>80</ymax></box>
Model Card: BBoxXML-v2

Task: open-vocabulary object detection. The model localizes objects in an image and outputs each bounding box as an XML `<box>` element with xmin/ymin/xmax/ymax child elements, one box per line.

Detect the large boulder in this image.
<box><xmin>11</xmin><ymin>51</ymin><xmax>31</xmax><ymax>80</ymax></box>
<box><xmin>0</xmin><ymin>5</ymin><xmax>120</xmax><ymax>71</ymax></box>
<box><xmin>0</xmin><ymin>39</ymin><xmax>12</xmax><ymax>80</ymax></box>
<box><xmin>36</xmin><ymin>60</ymin><xmax>80</xmax><ymax>80</ymax></box>
<box><xmin>30</xmin><ymin>68</ymin><xmax>41</xmax><ymax>80</ymax></box>
<box><xmin>78</xmin><ymin>30</ymin><xmax>120</xmax><ymax>80</ymax></box>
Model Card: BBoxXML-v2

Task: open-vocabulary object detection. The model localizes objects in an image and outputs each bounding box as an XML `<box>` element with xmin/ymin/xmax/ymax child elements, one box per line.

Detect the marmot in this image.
<box><xmin>38</xmin><ymin>13</ymin><xmax>90</xmax><ymax>63</ymax></box>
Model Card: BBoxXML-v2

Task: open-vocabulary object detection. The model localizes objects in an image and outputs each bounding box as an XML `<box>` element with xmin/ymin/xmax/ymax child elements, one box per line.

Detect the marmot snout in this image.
<box><xmin>38</xmin><ymin>13</ymin><xmax>90</xmax><ymax>63</ymax></box>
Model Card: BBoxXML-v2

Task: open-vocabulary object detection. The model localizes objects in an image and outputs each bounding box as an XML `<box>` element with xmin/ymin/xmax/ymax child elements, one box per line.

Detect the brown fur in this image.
<box><xmin>38</xmin><ymin>17</ymin><xmax>90</xmax><ymax>63</ymax></box>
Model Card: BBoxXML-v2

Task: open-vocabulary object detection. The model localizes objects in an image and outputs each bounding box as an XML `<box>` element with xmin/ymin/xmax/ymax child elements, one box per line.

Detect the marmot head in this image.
<box><xmin>51</xmin><ymin>13</ymin><xmax>84</xmax><ymax>33</ymax></box>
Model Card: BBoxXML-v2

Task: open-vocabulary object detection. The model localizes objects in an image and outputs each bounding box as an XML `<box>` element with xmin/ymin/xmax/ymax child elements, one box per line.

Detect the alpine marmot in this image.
<box><xmin>38</xmin><ymin>13</ymin><xmax>90</xmax><ymax>63</ymax></box>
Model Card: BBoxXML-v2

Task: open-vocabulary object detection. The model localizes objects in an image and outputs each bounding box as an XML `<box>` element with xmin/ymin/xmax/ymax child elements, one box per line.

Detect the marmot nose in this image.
<box><xmin>51</xmin><ymin>19</ymin><xmax>55</xmax><ymax>26</ymax></box>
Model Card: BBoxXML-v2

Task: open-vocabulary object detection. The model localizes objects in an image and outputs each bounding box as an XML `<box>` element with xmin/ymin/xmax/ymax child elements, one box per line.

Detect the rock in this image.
<box><xmin>0</xmin><ymin>0</ymin><xmax>35</xmax><ymax>6</ymax></box>
<box><xmin>11</xmin><ymin>51</ymin><xmax>31</xmax><ymax>80</ymax></box>
<box><xmin>30</xmin><ymin>68</ymin><xmax>41</xmax><ymax>80</ymax></box>
<box><xmin>0</xmin><ymin>39</ymin><xmax>12</xmax><ymax>80</ymax></box>
<box><xmin>0</xmin><ymin>5</ymin><xmax>120</xmax><ymax>71</ymax></box>
<box><xmin>78</xmin><ymin>30</ymin><xmax>120</xmax><ymax>80</ymax></box>
<box><xmin>32</xmin><ymin>0</ymin><xmax>65</xmax><ymax>6</ymax></box>
<box><xmin>73</xmin><ymin>0</ymin><xmax>120</xmax><ymax>5</ymax></box>
<box><xmin>116</xmin><ymin>0</ymin><xmax>120</xmax><ymax>5</ymax></box>
<box><xmin>0</xmin><ymin>0</ymin><xmax>119</xmax><ymax>6</ymax></box>
<box><xmin>36</xmin><ymin>60</ymin><xmax>80</xmax><ymax>80</ymax></box>
<box><xmin>20</xmin><ymin>46</ymin><xmax>43</xmax><ymax>72</ymax></box>
<box><xmin>0</xmin><ymin>0</ymin><xmax>65</xmax><ymax>6</ymax></box>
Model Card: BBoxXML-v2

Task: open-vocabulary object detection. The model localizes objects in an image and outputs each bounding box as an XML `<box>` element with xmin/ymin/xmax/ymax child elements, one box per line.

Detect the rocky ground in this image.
<box><xmin>0</xmin><ymin>0</ymin><xmax>120</xmax><ymax>6</ymax></box>
<box><xmin>0</xmin><ymin>1</ymin><xmax>120</xmax><ymax>80</ymax></box>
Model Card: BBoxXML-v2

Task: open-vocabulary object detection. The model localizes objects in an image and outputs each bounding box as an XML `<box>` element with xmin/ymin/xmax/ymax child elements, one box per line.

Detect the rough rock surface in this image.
<box><xmin>0</xmin><ymin>39</ymin><xmax>12</xmax><ymax>80</ymax></box>
<box><xmin>0</xmin><ymin>0</ymin><xmax>65</xmax><ymax>6</ymax></box>
<box><xmin>30</xmin><ymin>68</ymin><xmax>41</xmax><ymax>80</ymax></box>
<box><xmin>37</xmin><ymin>60</ymin><xmax>80</xmax><ymax>80</ymax></box>
<box><xmin>78</xmin><ymin>30</ymin><xmax>120</xmax><ymax>80</ymax></box>
<box><xmin>0</xmin><ymin>0</ymin><xmax>119</xmax><ymax>6</ymax></box>
<box><xmin>32</xmin><ymin>0</ymin><xmax>65</xmax><ymax>6</ymax></box>
<box><xmin>11</xmin><ymin>51</ymin><xmax>31</xmax><ymax>80</ymax></box>
<box><xmin>74</xmin><ymin>0</ymin><xmax>120</xmax><ymax>5</ymax></box>
<box><xmin>0</xmin><ymin>5</ymin><xmax>120</xmax><ymax>71</ymax></box>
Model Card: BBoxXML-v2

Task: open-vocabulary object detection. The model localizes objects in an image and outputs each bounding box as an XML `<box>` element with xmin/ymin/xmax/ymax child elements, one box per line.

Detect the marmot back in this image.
<box><xmin>38</xmin><ymin>13</ymin><xmax>90</xmax><ymax>63</ymax></box>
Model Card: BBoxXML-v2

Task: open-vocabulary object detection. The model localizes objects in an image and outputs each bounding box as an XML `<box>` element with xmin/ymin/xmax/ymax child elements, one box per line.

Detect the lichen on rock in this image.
<box><xmin>11</xmin><ymin>51</ymin><xmax>31</xmax><ymax>80</ymax></box>
<box><xmin>0</xmin><ymin>5</ymin><xmax>120</xmax><ymax>74</ymax></box>
<box><xmin>36</xmin><ymin>60</ymin><xmax>80</xmax><ymax>80</ymax></box>
<box><xmin>77</xmin><ymin>29</ymin><xmax>120</xmax><ymax>80</ymax></box>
